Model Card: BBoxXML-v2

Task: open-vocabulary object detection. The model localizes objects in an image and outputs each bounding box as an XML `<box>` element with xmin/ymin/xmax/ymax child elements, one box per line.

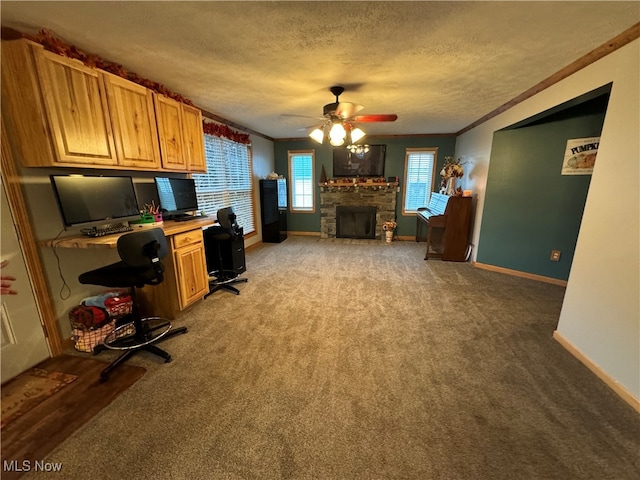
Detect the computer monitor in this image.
<box><xmin>50</xmin><ymin>175</ymin><xmax>140</xmax><ymax>227</ymax></box>
<box><xmin>154</xmin><ymin>177</ymin><xmax>199</xmax><ymax>220</ymax></box>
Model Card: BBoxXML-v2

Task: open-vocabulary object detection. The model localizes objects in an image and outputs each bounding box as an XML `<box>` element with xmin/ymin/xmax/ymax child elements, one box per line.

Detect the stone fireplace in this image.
<box><xmin>319</xmin><ymin>183</ymin><xmax>398</xmax><ymax>239</ymax></box>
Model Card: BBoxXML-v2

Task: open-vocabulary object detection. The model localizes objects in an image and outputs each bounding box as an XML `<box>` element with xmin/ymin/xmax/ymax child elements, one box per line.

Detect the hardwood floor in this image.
<box><xmin>1</xmin><ymin>354</ymin><xmax>145</xmax><ymax>480</ymax></box>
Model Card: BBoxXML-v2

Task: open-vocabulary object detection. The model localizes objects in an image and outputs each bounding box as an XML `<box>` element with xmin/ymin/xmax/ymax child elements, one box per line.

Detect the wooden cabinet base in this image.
<box><xmin>140</xmin><ymin>226</ymin><xmax>209</xmax><ymax>319</ymax></box>
<box><xmin>43</xmin><ymin>219</ymin><xmax>213</xmax><ymax>320</ymax></box>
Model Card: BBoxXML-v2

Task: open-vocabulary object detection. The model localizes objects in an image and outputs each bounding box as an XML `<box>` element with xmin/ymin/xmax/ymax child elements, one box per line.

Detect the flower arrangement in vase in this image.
<box><xmin>440</xmin><ymin>156</ymin><xmax>467</xmax><ymax>195</ymax></box>
<box><xmin>382</xmin><ymin>220</ymin><xmax>397</xmax><ymax>243</ymax></box>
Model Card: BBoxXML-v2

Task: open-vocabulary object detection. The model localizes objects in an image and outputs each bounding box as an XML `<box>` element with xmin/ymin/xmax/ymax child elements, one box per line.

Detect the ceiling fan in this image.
<box><xmin>307</xmin><ymin>86</ymin><xmax>398</xmax><ymax>146</ymax></box>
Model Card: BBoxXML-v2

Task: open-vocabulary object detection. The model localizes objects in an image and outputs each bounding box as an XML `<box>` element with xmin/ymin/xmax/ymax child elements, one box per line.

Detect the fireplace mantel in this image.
<box><xmin>319</xmin><ymin>183</ymin><xmax>398</xmax><ymax>239</ymax></box>
<box><xmin>319</xmin><ymin>181</ymin><xmax>398</xmax><ymax>192</ymax></box>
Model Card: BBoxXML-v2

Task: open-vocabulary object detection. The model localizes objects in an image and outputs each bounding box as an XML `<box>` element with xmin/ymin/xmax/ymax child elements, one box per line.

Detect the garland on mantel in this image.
<box><xmin>319</xmin><ymin>182</ymin><xmax>399</xmax><ymax>193</ymax></box>
<box><xmin>202</xmin><ymin>121</ymin><xmax>251</xmax><ymax>145</ymax></box>
<box><xmin>27</xmin><ymin>29</ymin><xmax>194</xmax><ymax>105</ymax></box>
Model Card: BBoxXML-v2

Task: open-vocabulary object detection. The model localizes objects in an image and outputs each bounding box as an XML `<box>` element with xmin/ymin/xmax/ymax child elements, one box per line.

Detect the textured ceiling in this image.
<box><xmin>1</xmin><ymin>1</ymin><xmax>638</xmax><ymax>139</ymax></box>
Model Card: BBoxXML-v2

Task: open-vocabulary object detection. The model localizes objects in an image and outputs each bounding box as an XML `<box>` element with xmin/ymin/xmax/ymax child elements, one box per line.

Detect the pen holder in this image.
<box><xmin>131</xmin><ymin>213</ymin><xmax>155</xmax><ymax>225</ymax></box>
<box><xmin>154</xmin><ymin>213</ymin><xmax>163</xmax><ymax>223</ymax></box>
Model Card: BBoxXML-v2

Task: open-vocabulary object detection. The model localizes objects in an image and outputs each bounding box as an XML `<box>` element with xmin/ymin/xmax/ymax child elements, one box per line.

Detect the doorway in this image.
<box><xmin>1</xmin><ymin>177</ymin><xmax>50</xmax><ymax>382</ymax></box>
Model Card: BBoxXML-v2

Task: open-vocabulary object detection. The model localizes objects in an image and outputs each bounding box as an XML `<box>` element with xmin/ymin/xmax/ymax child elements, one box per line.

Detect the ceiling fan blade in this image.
<box><xmin>334</xmin><ymin>102</ymin><xmax>364</xmax><ymax>119</ymax></box>
<box><xmin>350</xmin><ymin>114</ymin><xmax>398</xmax><ymax>122</ymax></box>
<box><xmin>280</xmin><ymin>113</ymin><xmax>324</xmax><ymax>120</ymax></box>
<box><xmin>296</xmin><ymin>123</ymin><xmax>323</xmax><ymax>131</ymax></box>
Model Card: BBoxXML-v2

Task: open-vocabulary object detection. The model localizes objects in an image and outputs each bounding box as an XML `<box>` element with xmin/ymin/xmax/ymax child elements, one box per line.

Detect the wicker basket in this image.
<box><xmin>72</xmin><ymin>320</ymin><xmax>116</xmax><ymax>353</ymax></box>
<box><xmin>69</xmin><ymin>291</ymin><xmax>133</xmax><ymax>353</ymax></box>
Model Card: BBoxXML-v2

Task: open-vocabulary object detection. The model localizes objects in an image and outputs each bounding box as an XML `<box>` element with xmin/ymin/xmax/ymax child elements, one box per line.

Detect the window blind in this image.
<box><xmin>194</xmin><ymin>134</ymin><xmax>255</xmax><ymax>234</ymax></box>
<box><xmin>403</xmin><ymin>149</ymin><xmax>437</xmax><ymax>214</ymax></box>
<box><xmin>288</xmin><ymin>151</ymin><xmax>315</xmax><ymax>212</ymax></box>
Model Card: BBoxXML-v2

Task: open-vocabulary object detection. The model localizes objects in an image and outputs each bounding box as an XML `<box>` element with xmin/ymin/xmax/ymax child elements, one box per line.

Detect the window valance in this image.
<box><xmin>202</xmin><ymin>122</ymin><xmax>251</xmax><ymax>145</ymax></box>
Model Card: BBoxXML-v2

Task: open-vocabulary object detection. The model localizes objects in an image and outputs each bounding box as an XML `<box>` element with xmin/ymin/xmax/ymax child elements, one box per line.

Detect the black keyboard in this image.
<box><xmin>82</xmin><ymin>225</ymin><xmax>133</xmax><ymax>237</ymax></box>
<box><xmin>174</xmin><ymin>214</ymin><xmax>208</xmax><ymax>222</ymax></box>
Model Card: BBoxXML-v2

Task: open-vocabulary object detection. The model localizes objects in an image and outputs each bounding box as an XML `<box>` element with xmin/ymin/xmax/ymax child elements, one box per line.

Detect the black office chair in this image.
<box><xmin>204</xmin><ymin>207</ymin><xmax>248</xmax><ymax>297</ymax></box>
<box><xmin>78</xmin><ymin>228</ymin><xmax>188</xmax><ymax>381</ymax></box>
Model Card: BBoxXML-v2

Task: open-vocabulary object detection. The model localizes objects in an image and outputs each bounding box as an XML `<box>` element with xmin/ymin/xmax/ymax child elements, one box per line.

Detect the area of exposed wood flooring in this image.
<box><xmin>1</xmin><ymin>354</ymin><xmax>145</xmax><ymax>480</ymax></box>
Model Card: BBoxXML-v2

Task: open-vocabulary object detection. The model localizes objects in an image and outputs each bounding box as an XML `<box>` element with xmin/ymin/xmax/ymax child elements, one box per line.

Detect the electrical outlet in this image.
<box><xmin>550</xmin><ymin>250</ymin><xmax>561</xmax><ymax>261</ymax></box>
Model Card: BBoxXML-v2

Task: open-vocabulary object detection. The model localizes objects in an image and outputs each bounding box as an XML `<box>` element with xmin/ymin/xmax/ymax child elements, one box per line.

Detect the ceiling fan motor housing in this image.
<box><xmin>323</xmin><ymin>102</ymin><xmax>340</xmax><ymax>117</ymax></box>
<box><xmin>323</xmin><ymin>86</ymin><xmax>345</xmax><ymax>116</ymax></box>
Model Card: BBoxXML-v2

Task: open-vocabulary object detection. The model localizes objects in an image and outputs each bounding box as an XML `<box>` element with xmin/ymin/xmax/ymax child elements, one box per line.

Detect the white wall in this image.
<box><xmin>455</xmin><ymin>39</ymin><xmax>640</xmax><ymax>399</ymax></box>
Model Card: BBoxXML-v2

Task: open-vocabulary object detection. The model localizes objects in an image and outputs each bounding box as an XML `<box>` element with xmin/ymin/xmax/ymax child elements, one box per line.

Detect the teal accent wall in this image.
<box><xmin>274</xmin><ymin>136</ymin><xmax>456</xmax><ymax>236</ymax></box>
<box><xmin>477</xmin><ymin>95</ymin><xmax>609</xmax><ymax>280</ymax></box>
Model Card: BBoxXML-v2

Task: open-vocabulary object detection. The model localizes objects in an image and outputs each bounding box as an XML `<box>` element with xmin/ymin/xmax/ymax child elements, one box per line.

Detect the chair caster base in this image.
<box><xmin>98</xmin><ymin>325</ymin><xmax>188</xmax><ymax>381</ymax></box>
<box><xmin>204</xmin><ymin>276</ymin><xmax>247</xmax><ymax>298</ymax></box>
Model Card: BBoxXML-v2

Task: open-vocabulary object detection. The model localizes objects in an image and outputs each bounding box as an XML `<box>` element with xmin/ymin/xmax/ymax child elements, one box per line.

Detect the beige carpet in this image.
<box><xmin>23</xmin><ymin>236</ymin><xmax>640</xmax><ymax>479</ymax></box>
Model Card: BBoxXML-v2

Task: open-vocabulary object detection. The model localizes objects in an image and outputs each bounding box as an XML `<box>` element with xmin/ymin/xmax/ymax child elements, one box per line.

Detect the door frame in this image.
<box><xmin>1</xmin><ymin>119</ymin><xmax>64</xmax><ymax>356</ymax></box>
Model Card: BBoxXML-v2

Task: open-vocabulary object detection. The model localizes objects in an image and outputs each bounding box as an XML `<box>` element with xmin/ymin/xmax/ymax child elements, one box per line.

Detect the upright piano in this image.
<box><xmin>416</xmin><ymin>193</ymin><xmax>472</xmax><ymax>261</ymax></box>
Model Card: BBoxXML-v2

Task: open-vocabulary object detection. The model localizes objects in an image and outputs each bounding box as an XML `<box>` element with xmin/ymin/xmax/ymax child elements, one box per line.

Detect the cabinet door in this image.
<box><xmin>181</xmin><ymin>104</ymin><xmax>207</xmax><ymax>172</ymax></box>
<box><xmin>154</xmin><ymin>94</ymin><xmax>186</xmax><ymax>170</ymax></box>
<box><xmin>33</xmin><ymin>48</ymin><xmax>118</xmax><ymax>165</ymax></box>
<box><xmin>174</xmin><ymin>242</ymin><xmax>209</xmax><ymax>308</ymax></box>
<box><xmin>103</xmin><ymin>73</ymin><xmax>161</xmax><ymax>169</ymax></box>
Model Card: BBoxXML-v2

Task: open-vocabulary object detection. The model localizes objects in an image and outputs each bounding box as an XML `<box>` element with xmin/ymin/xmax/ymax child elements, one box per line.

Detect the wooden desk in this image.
<box><xmin>50</xmin><ymin>218</ymin><xmax>215</xmax><ymax>319</ymax></box>
<box><xmin>50</xmin><ymin>217</ymin><xmax>215</xmax><ymax>249</ymax></box>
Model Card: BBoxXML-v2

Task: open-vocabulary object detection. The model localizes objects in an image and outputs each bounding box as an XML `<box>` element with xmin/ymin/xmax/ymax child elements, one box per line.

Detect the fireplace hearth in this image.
<box><xmin>336</xmin><ymin>206</ymin><xmax>376</xmax><ymax>239</ymax></box>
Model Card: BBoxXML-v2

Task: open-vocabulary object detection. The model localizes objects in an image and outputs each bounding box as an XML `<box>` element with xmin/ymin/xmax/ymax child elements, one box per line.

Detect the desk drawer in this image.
<box><xmin>172</xmin><ymin>229</ymin><xmax>203</xmax><ymax>249</ymax></box>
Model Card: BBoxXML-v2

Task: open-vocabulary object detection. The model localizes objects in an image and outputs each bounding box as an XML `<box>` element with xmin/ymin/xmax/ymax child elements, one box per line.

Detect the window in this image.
<box><xmin>193</xmin><ymin>134</ymin><xmax>255</xmax><ymax>234</ymax></box>
<box><xmin>403</xmin><ymin>148</ymin><xmax>438</xmax><ymax>214</ymax></box>
<box><xmin>288</xmin><ymin>150</ymin><xmax>315</xmax><ymax>213</ymax></box>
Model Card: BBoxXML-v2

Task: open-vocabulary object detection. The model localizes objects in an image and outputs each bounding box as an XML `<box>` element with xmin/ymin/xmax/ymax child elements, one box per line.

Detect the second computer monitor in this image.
<box><xmin>154</xmin><ymin>177</ymin><xmax>198</xmax><ymax>220</ymax></box>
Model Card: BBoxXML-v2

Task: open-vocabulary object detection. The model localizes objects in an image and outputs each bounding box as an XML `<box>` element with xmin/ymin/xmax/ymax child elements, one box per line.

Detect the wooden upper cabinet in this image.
<box><xmin>33</xmin><ymin>47</ymin><xmax>118</xmax><ymax>166</ymax></box>
<box><xmin>2</xmin><ymin>39</ymin><xmax>201</xmax><ymax>173</ymax></box>
<box><xmin>103</xmin><ymin>72</ymin><xmax>161</xmax><ymax>169</ymax></box>
<box><xmin>154</xmin><ymin>94</ymin><xmax>186</xmax><ymax>170</ymax></box>
<box><xmin>181</xmin><ymin>104</ymin><xmax>206</xmax><ymax>172</ymax></box>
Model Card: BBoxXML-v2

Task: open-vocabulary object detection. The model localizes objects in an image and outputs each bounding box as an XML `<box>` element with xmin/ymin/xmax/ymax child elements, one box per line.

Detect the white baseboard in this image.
<box><xmin>553</xmin><ymin>331</ymin><xmax>640</xmax><ymax>414</ymax></box>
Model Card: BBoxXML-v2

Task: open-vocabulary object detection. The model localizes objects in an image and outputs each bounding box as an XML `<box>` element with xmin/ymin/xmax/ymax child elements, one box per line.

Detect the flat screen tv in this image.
<box><xmin>50</xmin><ymin>175</ymin><xmax>140</xmax><ymax>227</ymax></box>
<box><xmin>154</xmin><ymin>177</ymin><xmax>199</xmax><ymax>219</ymax></box>
<box><xmin>333</xmin><ymin>145</ymin><xmax>386</xmax><ymax>177</ymax></box>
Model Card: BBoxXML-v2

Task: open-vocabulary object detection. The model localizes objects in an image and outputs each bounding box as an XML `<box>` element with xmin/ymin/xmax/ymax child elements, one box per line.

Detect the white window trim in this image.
<box><xmin>288</xmin><ymin>149</ymin><xmax>316</xmax><ymax>213</ymax></box>
<box><xmin>402</xmin><ymin>147</ymin><xmax>438</xmax><ymax>215</ymax></box>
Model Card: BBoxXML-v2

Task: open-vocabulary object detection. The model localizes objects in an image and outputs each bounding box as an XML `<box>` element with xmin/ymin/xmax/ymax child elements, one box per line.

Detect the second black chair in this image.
<box><xmin>78</xmin><ymin>228</ymin><xmax>188</xmax><ymax>381</ymax></box>
<box><xmin>204</xmin><ymin>207</ymin><xmax>248</xmax><ymax>297</ymax></box>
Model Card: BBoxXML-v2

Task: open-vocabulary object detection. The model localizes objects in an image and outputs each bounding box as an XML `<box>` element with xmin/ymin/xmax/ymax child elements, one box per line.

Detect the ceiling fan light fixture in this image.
<box><xmin>309</xmin><ymin>128</ymin><xmax>325</xmax><ymax>144</ymax></box>
<box><xmin>350</xmin><ymin>127</ymin><xmax>366</xmax><ymax>143</ymax></box>
<box><xmin>295</xmin><ymin>85</ymin><xmax>397</xmax><ymax>145</ymax></box>
<box><xmin>329</xmin><ymin>122</ymin><xmax>346</xmax><ymax>146</ymax></box>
